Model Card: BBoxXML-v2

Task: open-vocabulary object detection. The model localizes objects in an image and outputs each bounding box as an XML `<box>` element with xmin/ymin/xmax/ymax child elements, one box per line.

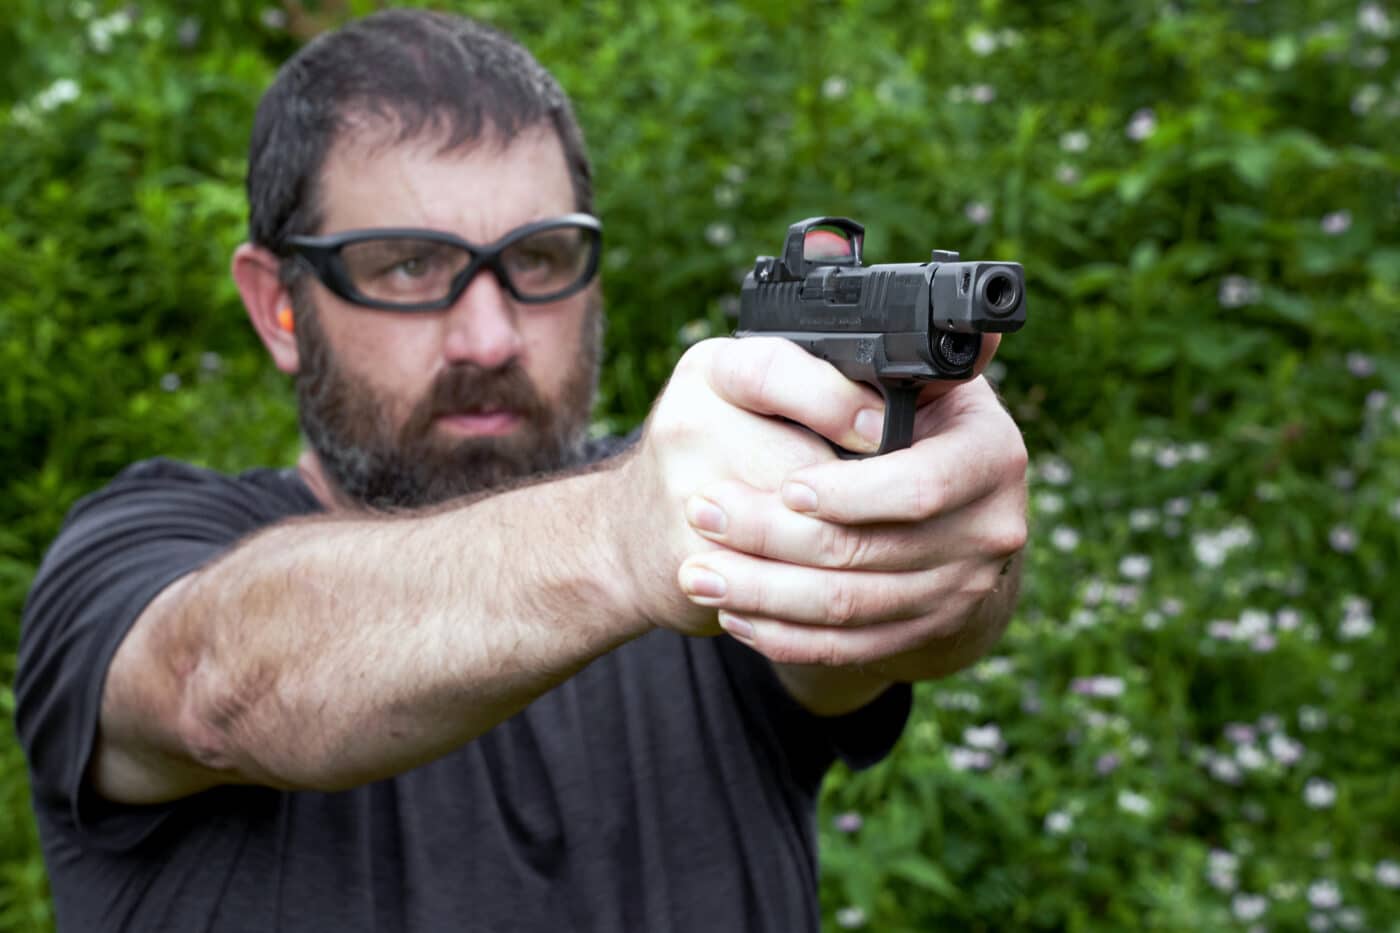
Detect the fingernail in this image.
<box><xmin>680</xmin><ymin>565</ymin><xmax>727</xmax><ymax>600</ymax></box>
<box><xmin>853</xmin><ymin>408</ymin><xmax>884</xmax><ymax>447</ymax></box>
<box><xmin>782</xmin><ymin>481</ymin><xmax>818</xmax><ymax>512</ymax></box>
<box><xmin>718</xmin><ymin>611</ymin><xmax>756</xmax><ymax>645</ymax></box>
<box><xmin>686</xmin><ymin>496</ymin><xmax>727</xmax><ymax>535</ymax></box>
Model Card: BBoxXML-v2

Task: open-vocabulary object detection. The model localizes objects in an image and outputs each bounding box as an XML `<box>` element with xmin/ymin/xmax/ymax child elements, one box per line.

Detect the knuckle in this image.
<box><xmin>985</xmin><ymin>516</ymin><xmax>1029</xmax><ymax>557</ymax></box>
<box><xmin>818</xmin><ymin>521</ymin><xmax>863</xmax><ymax>570</ymax></box>
<box><xmin>823</xmin><ymin>576</ymin><xmax>863</xmax><ymax>626</ymax></box>
<box><xmin>911</xmin><ymin>469</ymin><xmax>951</xmax><ymax>519</ymax></box>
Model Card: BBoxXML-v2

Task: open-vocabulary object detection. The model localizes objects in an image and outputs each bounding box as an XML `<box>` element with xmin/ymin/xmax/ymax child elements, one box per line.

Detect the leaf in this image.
<box><xmin>889</xmin><ymin>856</ymin><xmax>963</xmax><ymax>902</ymax></box>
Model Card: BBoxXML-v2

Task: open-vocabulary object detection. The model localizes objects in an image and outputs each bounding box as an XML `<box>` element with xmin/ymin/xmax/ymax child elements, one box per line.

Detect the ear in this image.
<box><xmin>232</xmin><ymin>243</ymin><xmax>301</xmax><ymax>374</ymax></box>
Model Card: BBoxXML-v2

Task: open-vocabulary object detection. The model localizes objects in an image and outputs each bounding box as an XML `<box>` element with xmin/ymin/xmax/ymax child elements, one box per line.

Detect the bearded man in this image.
<box><xmin>16</xmin><ymin>9</ymin><xmax>1028</xmax><ymax>931</ymax></box>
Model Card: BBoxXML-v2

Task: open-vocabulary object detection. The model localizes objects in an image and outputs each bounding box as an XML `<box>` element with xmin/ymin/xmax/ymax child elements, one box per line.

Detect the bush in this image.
<box><xmin>2</xmin><ymin>1</ymin><xmax>1397</xmax><ymax>930</ymax></box>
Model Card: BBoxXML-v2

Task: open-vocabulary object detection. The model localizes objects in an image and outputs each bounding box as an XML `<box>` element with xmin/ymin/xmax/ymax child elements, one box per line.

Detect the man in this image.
<box><xmin>16</xmin><ymin>9</ymin><xmax>1027</xmax><ymax>931</ymax></box>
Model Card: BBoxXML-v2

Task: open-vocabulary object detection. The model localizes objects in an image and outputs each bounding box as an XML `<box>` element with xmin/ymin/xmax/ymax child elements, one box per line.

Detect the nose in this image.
<box><xmin>440</xmin><ymin>268</ymin><xmax>524</xmax><ymax>369</ymax></box>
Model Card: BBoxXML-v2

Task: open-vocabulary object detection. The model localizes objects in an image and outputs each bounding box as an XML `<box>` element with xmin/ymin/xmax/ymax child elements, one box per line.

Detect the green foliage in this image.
<box><xmin>2</xmin><ymin>1</ymin><xmax>1397</xmax><ymax>930</ymax></box>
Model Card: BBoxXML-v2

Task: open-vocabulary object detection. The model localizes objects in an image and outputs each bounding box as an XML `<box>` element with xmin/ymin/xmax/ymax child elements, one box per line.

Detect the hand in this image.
<box><xmin>610</xmin><ymin>336</ymin><xmax>885</xmax><ymax>636</ymax></box>
<box><xmin>674</xmin><ymin>373</ymin><xmax>1028</xmax><ymax>672</ymax></box>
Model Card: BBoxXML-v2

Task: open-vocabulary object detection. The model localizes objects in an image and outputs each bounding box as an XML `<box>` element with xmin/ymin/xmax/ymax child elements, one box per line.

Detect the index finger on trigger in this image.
<box><xmin>706</xmin><ymin>336</ymin><xmax>886</xmax><ymax>455</ymax></box>
<box><xmin>780</xmin><ymin>429</ymin><xmax>1005</xmax><ymax>524</ymax></box>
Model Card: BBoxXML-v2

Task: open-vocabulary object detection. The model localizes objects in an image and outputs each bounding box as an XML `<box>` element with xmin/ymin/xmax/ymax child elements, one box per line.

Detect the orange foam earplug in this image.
<box><xmin>277</xmin><ymin>306</ymin><xmax>295</xmax><ymax>333</ymax></box>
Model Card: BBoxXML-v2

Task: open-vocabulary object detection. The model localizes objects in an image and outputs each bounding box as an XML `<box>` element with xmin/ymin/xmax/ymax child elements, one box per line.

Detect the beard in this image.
<box><xmin>293</xmin><ymin>293</ymin><xmax>603</xmax><ymax>510</ymax></box>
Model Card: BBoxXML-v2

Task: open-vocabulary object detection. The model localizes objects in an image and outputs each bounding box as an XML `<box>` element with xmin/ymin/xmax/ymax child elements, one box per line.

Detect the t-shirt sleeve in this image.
<box><xmin>14</xmin><ymin>459</ymin><xmax>311</xmax><ymax>851</ymax></box>
<box><xmin>715</xmin><ymin>637</ymin><xmax>912</xmax><ymax>794</ymax></box>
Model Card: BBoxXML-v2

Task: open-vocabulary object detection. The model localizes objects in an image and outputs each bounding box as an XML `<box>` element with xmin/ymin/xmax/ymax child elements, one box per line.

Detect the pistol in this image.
<box><xmin>735</xmin><ymin>216</ymin><xmax>1027</xmax><ymax>456</ymax></box>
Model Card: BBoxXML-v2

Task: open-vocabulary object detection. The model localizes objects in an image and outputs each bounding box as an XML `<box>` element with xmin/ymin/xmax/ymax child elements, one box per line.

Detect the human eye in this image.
<box><xmin>503</xmin><ymin>231</ymin><xmax>582</xmax><ymax>284</ymax></box>
<box><xmin>343</xmin><ymin>239</ymin><xmax>463</xmax><ymax>301</ymax></box>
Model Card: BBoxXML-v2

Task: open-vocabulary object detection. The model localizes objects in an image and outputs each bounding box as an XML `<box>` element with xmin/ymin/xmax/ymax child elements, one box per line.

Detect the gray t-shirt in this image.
<box><xmin>16</xmin><ymin>451</ymin><xmax>910</xmax><ymax>932</ymax></box>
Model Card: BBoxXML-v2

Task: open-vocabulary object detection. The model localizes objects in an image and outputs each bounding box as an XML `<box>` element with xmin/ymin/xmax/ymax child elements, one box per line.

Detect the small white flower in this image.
<box><xmin>1233</xmin><ymin>893</ymin><xmax>1268</xmax><ymax>922</ymax></box>
<box><xmin>835</xmin><ymin>906</ymin><xmax>867</xmax><ymax>929</ymax></box>
<box><xmin>1218</xmin><ymin>275</ymin><xmax>1261</xmax><ymax>308</ymax></box>
<box><xmin>1251</xmin><ymin>633</ymin><xmax>1277</xmax><ymax>653</ymax></box>
<box><xmin>1207</xmin><ymin>620</ymin><xmax>1237</xmax><ymax>641</ymax></box>
<box><xmin>1210</xmin><ymin>849</ymin><xmax>1240</xmax><ymax>874</ymax></box>
<box><xmin>713</xmin><ymin>184</ymin><xmax>739</xmax><ymax>208</ymax></box>
<box><xmin>159</xmin><ymin>373</ymin><xmax>182</xmax><ymax>392</ymax></box>
<box><xmin>948</xmin><ymin>746</ymin><xmax>993</xmax><ymax>771</ymax></box>
<box><xmin>1329</xmin><ymin>525</ymin><xmax>1357</xmax><ymax>552</ymax></box>
<box><xmin>1154</xmin><ymin>446</ymin><xmax>1183</xmax><ymax>468</ymax></box>
<box><xmin>1257</xmin><ymin>714</ymin><xmax>1282</xmax><ymax>734</ymax></box>
<box><xmin>1321</xmin><ymin>210</ymin><xmax>1352</xmax><ymax>235</ymax></box>
<box><xmin>1128</xmin><ymin>509</ymin><xmax>1158</xmax><ymax>531</ymax></box>
<box><xmin>1276</xmin><ymin>608</ymin><xmax>1302</xmax><ymax>631</ymax></box>
<box><xmin>35</xmin><ymin>78</ymin><xmax>81</xmax><ymax>112</ymax></box>
<box><xmin>1037</xmin><ymin>491</ymin><xmax>1065</xmax><ymax>515</ymax></box>
<box><xmin>1209</xmin><ymin>756</ymin><xmax>1243</xmax><ymax>784</ymax></box>
<box><xmin>1339</xmin><ymin>614</ymin><xmax>1374</xmax><ymax>640</ymax></box>
<box><xmin>822</xmin><ymin>76</ymin><xmax>849</xmax><ymax>100</ymax></box>
<box><xmin>1237</xmin><ymin>610</ymin><xmax>1271</xmax><ymax>640</ymax></box>
<box><xmin>722</xmin><ymin>164</ymin><xmax>747</xmax><ymax>184</ymax></box>
<box><xmin>1054</xmin><ymin>164</ymin><xmax>1080</xmax><ymax>185</ymax></box>
<box><xmin>1044</xmin><ymin>810</ymin><xmax>1073</xmax><ymax>835</ymax></box>
<box><xmin>1209</xmin><ymin>868</ymin><xmax>1239</xmax><ymax>892</ymax></box>
<box><xmin>1268</xmin><ymin>734</ymin><xmax>1304</xmax><ymax>766</ymax></box>
<box><xmin>1049</xmin><ymin>526</ymin><xmax>1079</xmax><ymax>552</ymax></box>
<box><xmin>1375</xmin><ymin>859</ymin><xmax>1400</xmax><ymax>889</ymax></box>
<box><xmin>1309</xmin><ymin>915</ymin><xmax>1333</xmax><ymax>932</ymax></box>
<box><xmin>1307</xmin><ymin>879</ymin><xmax>1342</xmax><ymax>910</ymax></box>
<box><xmin>260</xmin><ymin>8</ymin><xmax>288</xmax><ymax>30</ymax></box>
<box><xmin>1335</xmin><ymin>908</ymin><xmax>1365</xmax><ymax>931</ymax></box>
<box><xmin>1359</xmin><ymin>2</ymin><xmax>1393</xmax><ymax>37</ymax></box>
<box><xmin>1060</xmin><ymin>130</ymin><xmax>1090</xmax><ymax>153</ymax></box>
<box><xmin>965</xmin><ymin>201</ymin><xmax>992</xmax><ymax>225</ymax></box>
<box><xmin>704</xmin><ymin>223</ymin><xmax>734</xmax><ymax>247</ymax></box>
<box><xmin>1225</xmin><ymin>722</ymin><xmax>1257</xmax><ymax>745</ymax></box>
<box><xmin>1353</xmin><ymin>84</ymin><xmax>1383</xmax><ymax>115</ymax></box>
<box><xmin>1038</xmin><ymin>456</ymin><xmax>1073</xmax><ymax>485</ymax></box>
<box><xmin>1117</xmin><ymin>790</ymin><xmax>1152</xmax><ymax>816</ymax></box>
<box><xmin>1236</xmin><ymin>744</ymin><xmax>1267</xmax><ymax>771</ymax></box>
<box><xmin>1126</xmin><ymin>108</ymin><xmax>1157</xmax><ymax>141</ymax></box>
<box><xmin>1304</xmin><ymin>778</ymin><xmax>1337</xmax><ymax>809</ymax></box>
<box><xmin>1165</xmin><ymin>497</ymin><xmax>1192</xmax><ymax>517</ymax></box>
<box><xmin>968</xmin><ymin>83</ymin><xmax>996</xmax><ymax>104</ymax></box>
<box><xmin>1346</xmin><ymin>352</ymin><xmax>1375</xmax><ymax>377</ymax></box>
<box><xmin>1299</xmin><ymin>706</ymin><xmax>1328</xmax><ymax>732</ymax></box>
<box><xmin>977</xmin><ymin>657</ymin><xmax>1014</xmax><ymax>679</ymax></box>
<box><xmin>833</xmin><ymin>811</ymin><xmax>863</xmax><ymax>833</ymax></box>
<box><xmin>963</xmin><ymin>724</ymin><xmax>1005</xmax><ymax>752</ymax></box>
<box><xmin>1118</xmin><ymin>555</ymin><xmax>1152</xmax><ymax>580</ymax></box>
<box><xmin>968</xmin><ymin>28</ymin><xmax>998</xmax><ymax>55</ymax></box>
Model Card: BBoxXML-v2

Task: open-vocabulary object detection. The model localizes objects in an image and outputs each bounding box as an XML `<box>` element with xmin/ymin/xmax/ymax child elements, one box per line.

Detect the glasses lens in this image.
<box><xmin>338</xmin><ymin>238</ymin><xmax>472</xmax><ymax>304</ymax></box>
<box><xmin>500</xmin><ymin>224</ymin><xmax>597</xmax><ymax>300</ymax></box>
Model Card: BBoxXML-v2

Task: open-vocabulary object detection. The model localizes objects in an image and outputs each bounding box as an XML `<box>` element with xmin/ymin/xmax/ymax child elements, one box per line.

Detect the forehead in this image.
<box><xmin>315</xmin><ymin>121</ymin><xmax>576</xmax><ymax>240</ymax></box>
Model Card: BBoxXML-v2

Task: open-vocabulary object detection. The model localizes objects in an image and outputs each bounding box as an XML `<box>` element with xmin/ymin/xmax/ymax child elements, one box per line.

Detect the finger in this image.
<box><xmin>915</xmin><ymin>333</ymin><xmax>1003</xmax><ymax>406</ymax></box>
<box><xmin>716</xmin><ymin>609</ymin><xmax>980</xmax><ymax>669</ymax></box>
<box><xmin>677</xmin><ymin>550</ymin><xmax>997</xmax><ymax>628</ymax></box>
<box><xmin>782</xmin><ymin>382</ymin><xmax>1027</xmax><ymax>524</ymax></box>
<box><xmin>686</xmin><ymin>480</ymin><xmax>948</xmax><ymax>572</ymax></box>
<box><xmin>703</xmin><ymin>336</ymin><xmax>886</xmax><ymax>454</ymax></box>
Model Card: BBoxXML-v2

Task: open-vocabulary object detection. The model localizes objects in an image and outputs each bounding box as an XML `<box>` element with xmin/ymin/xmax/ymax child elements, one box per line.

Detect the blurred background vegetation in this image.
<box><xmin>2</xmin><ymin>0</ymin><xmax>1398</xmax><ymax>930</ymax></box>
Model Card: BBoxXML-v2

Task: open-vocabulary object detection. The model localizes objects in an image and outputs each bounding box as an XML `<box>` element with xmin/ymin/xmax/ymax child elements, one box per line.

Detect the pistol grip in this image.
<box><xmin>835</xmin><ymin>384</ymin><xmax>920</xmax><ymax>460</ymax></box>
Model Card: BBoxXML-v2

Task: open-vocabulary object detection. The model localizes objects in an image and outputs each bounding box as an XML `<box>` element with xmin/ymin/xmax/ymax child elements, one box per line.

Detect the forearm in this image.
<box><xmin>100</xmin><ymin>467</ymin><xmax>644</xmax><ymax>799</ymax></box>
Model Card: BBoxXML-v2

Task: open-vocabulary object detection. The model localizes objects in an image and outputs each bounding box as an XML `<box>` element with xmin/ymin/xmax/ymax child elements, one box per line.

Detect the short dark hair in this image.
<box><xmin>246</xmin><ymin>9</ymin><xmax>593</xmax><ymax>260</ymax></box>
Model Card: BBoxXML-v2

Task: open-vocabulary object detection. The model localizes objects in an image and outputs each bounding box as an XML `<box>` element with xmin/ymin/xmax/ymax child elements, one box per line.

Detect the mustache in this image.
<box><xmin>401</xmin><ymin>361</ymin><xmax>549</xmax><ymax>440</ymax></box>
